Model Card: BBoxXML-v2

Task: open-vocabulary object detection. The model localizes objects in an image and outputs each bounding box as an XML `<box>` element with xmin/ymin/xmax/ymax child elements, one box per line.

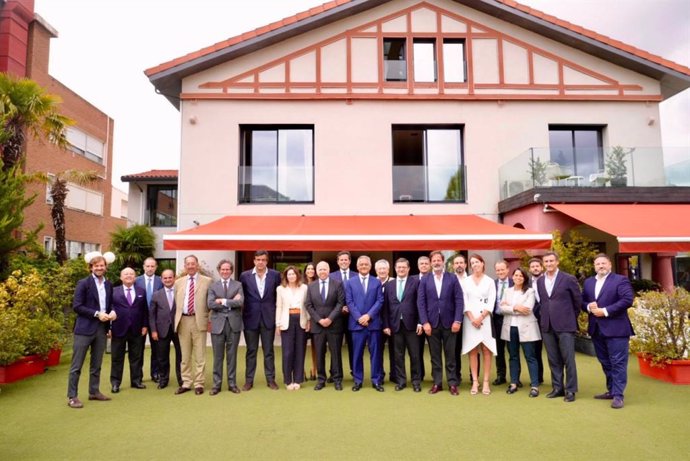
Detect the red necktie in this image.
<box><xmin>188</xmin><ymin>276</ymin><xmax>195</xmax><ymax>315</ymax></box>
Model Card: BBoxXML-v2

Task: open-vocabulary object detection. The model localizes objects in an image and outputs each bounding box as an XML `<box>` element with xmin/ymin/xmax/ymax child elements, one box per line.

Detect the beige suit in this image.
<box><xmin>498</xmin><ymin>287</ymin><xmax>541</xmax><ymax>342</ymax></box>
<box><xmin>174</xmin><ymin>273</ymin><xmax>212</xmax><ymax>389</ymax></box>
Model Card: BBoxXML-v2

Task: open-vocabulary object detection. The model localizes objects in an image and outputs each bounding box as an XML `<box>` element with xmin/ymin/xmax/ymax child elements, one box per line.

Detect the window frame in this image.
<box><xmin>146</xmin><ymin>184</ymin><xmax>178</xmax><ymax>227</ymax></box>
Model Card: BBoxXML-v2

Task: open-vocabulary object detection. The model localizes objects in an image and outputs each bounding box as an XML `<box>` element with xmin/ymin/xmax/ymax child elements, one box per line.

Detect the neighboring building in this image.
<box><xmin>0</xmin><ymin>0</ymin><xmax>126</xmax><ymax>257</ymax></box>
<box><xmin>121</xmin><ymin>169</ymin><xmax>178</xmax><ymax>265</ymax></box>
<box><xmin>144</xmin><ymin>0</ymin><xmax>689</xmax><ymax>287</ymax></box>
<box><xmin>111</xmin><ymin>186</ymin><xmax>128</xmax><ymax>221</ymax></box>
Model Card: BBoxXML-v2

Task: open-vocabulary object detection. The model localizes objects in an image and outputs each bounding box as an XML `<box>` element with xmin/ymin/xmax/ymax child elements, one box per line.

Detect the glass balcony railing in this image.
<box><xmin>238</xmin><ymin>166</ymin><xmax>314</xmax><ymax>203</ymax></box>
<box><xmin>393</xmin><ymin>165</ymin><xmax>466</xmax><ymax>202</ymax></box>
<box><xmin>498</xmin><ymin>146</ymin><xmax>689</xmax><ymax>200</ymax></box>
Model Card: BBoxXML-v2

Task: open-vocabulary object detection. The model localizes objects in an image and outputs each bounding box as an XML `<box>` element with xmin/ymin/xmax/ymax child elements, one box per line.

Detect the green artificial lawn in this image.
<box><xmin>1</xmin><ymin>345</ymin><xmax>688</xmax><ymax>460</ymax></box>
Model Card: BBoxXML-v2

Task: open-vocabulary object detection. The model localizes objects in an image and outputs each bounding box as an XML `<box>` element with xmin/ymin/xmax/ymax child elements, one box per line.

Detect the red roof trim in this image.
<box><xmin>121</xmin><ymin>169</ymin><xmax>178</xmax><ymax>181</ymax></box>
<box><xmin>145</xmin><ymin>0</ymin><xmax>690</xmax><ymax>78</ymax></box>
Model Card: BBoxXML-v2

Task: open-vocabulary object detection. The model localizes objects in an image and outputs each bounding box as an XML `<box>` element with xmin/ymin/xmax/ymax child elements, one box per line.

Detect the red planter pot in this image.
<box><xmin>45</xmin><ymin>348</ymin><xmax>62</xmax><ymax>367</ymax></box>
<box><xmin>636</xmin><ymin>353</ymin><xmax>690</xmax><ymax>385</ymax></box>
<box><xmin>0</xmin><ymin>355</ymin><xmax>46</xmax><ymax>384</ymax></box>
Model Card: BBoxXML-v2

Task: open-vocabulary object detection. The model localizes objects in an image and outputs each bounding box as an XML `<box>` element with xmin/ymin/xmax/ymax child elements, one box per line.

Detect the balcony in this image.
<box><xmin>499</xmin><ymin>146</ymin><xmax>690</xmax><ymax>200</ymax></box>
<box><xmin>393</xmin><ymin>165</ymin><xmax>466</xmax><ymax>203</ymax></box>
<box><xmin>238</xmin><ymin>166</ymin><xmax>314</xmax><ymax>203</ymax></box>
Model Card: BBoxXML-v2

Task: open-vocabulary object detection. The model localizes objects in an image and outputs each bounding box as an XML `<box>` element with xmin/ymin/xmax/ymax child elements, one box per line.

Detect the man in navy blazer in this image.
<box><xmin>582</xmin><ymin>254</ymin><xmax>634</xmax><ymax>409</ymax></box>
<box><xmin>345</xmin><ymin>255</ymin><xmax>385</xmax><ymax>391</ymax></box>
<box><xmin>110</xmin><ymin>267</ymin><xmax>149</xmax><ymax>392</ymax></box>
<box><xmin>417</xmin><ymin>251</ymin><xmax>464</xmax><ymax>396</ymax></box>
<box><xmin>383</xmin><ymin>258</ymin><xmax>423</xmax><ymax>392</ymax></box>
<box><xmin>536</xmin><ymin>252</ymin><xmax>581</xmax><ymax>402</ymax></box>
<box><xmin>135</xmin><ymin>257</ymin><xmax>163</xmax><ymax>383</ymax></box>
<box><xmin>67</xmin><ymin>255</ymin><xmax>114</xmax><ymax>408</ymax></box>
<box><xmin>239</xmin><ymin>250</ymin><xmax>282</xmax><ymax>390</ymax></box>
<box><xmin>329</xmin><ymin>250</ymin><xmax>356</xmax><ymax>379</ymax></box>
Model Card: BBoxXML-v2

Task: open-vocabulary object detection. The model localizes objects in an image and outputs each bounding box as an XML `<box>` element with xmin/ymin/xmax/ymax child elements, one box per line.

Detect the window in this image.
<box><xmin>413</xmin><ymin>39</ymin><xmax>436</xmax><ymax>82</ymax></box>
<box><xmin>147</xmin><ymin>185</ymin><xmax>177</xmax><ymax>227</ymax></box>
<box><xmin>392</xmin><ymin>125</ymin><xmax>465</xmax><ymax>203</ymax></box>
<box><xmin>549</xmin><ymin>126</ymin><xmax>604</xmax><ymax>183</ymax></box>
<box><xmin>65</xmin><ymin>184</ymin><xmax>104</xmax><ymax>215</ymax></box>
<box><xmin>66</xmin><ymin>127</ymin><xmax>105</xmax><ymax>164</ymax></box>
<box><xmin>43</xmin><ymin>236</ymin><xmax>54</xmax><ymax>254</ymax></box>
<box><xmin>384</xmin><ymin>38</ymin><xmax>407</xmax><ymax>82</ymax></box>
<box><xmin>66</xmin><ymin>240</ymin><xmax>100</xmax><ymax>260</ymax></box>
<box><xmin>45</xmin><ymin>173</ymin><xmax>55</xmax><ymax>204</ymax></box>
<box><xmin>240</xmin><ymin>126</ymin><xmax>314</xmax><ymax>204</ymax></box>
<box><xmin>443</xmin><ymin>40</ymin><xmax>466</xmax><ymax>83</ymax></box>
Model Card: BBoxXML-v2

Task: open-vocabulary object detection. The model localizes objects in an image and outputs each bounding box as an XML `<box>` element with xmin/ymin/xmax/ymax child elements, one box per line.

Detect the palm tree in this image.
<box><xmin>0</xmin><ymin>73</ymin><xmax>72</xmax><ymax>171</ymax></box>
<box><xmin>109</xmin><ymin>224</ymin><xmax>157</xmax><ymax>272</ymax></box>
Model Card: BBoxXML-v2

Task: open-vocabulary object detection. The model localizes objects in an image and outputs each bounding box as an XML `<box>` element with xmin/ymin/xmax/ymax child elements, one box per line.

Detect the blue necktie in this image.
<box><xmin>320</xmin><ymin>280</ymin><xmax>326</xmax><ymax>302</ymax></box>
<box><xmin>146</xmin><ymin>278</ymin><xmax>153</xmax><ymax>306</ymax></box>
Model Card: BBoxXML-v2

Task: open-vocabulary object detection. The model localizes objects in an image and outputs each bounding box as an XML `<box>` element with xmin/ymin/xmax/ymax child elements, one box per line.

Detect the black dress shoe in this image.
<box><xmin>175</xmin><ymin>386</ymin><xmax>191</xmax><ymax>395</ymax></box>
<box><xmin>564</xmin><ymin>392</ymin><xmax>575</xmax><ymax>402</ymax></box>
<box><xmin>516</xmin><ymin>381</ymin><xmax>523</xmax><ymax>388</ymax></box>
<box><xmin>209</xmin><ymin>388</ymin><xmax>220</xmax><ymax>396</ymax></box>
<box><xmin>546</xmin><ymin>389</ymin><xmax>565</xmax><ymax>398</ymax></box>
<box><xmin>529</xmin><ymin>387</ymin><xmax>539</xmax><ymax>398</ymax></box>
<box><xmin>492</xmin><ymin>377</ymin><xmax>507</xmax><ymax>385</ymax></box>
<box><xmin>334</xmin><ymin>382</ymin><xmax>343</xmax><ymax>391</ymax></box>
<box><xmin>394</xmin><ymin>384</ymin><xmax>406</xmax><ymax>391</ymax></box>
<box><xmin>611</xmin><ymin>397</ymin><xmax>624</xmax><ymax>409</ymax></box>
<box><xmin>506</xmin><ymin>384</ymin><xmax>518</xmax><ymax>394</ymax></box>
<box><xmin>326</xmin><ymin>376</ymin><xmax>334</xmax><ymax>383</ymax></box>
<box><xmin>314</xmin><ymin>382</ymin><xmax>325</xmax><ymax>391</ymax></box>
<box><xmin>352</xmin><ymin>383</ymin><xmax>362</xmax><ymax>392</ymax></box>
<box><xmin>111</xmin><ymin>385</ymin><xmax>120</xmax><ymax>394</ymax></box>
<box><xmin>428</xmin><ymin>384</ymin><xmax>442</xmax><ymax>394</ymax></box>
<box><xmin>131</xmin><ymin>382</ymin><xmax>147</xmax><ymax>389</ymax></box>
<box><xmin>228</xmin><ymin>386</ymin><xmax>241</xmax><ymax>394</ymax></box>
<box><xmin>157</xmin><ymin>383</ymin><xmax>168</xmax><ymax>390</ymax></box>
<box><xmin>413</xmin><ymin>384</ymin><xmax>421</xmax><ymax>393</ymax></box>
<box><xmin>373</xmin><ymin>384</ymin><xmax>384</xmax><ymax>392</ymax></box>
<box><xmin>594</xmin><ymin>391</ymin><xmax>614</xmax><ymax>400</ymax></box>
<box><xmin>194</xmin><ymin>387</ymin><xmax>204</xmax><ymax>395</ymax></box>
<box><xmin>151</xmin><ymin>374</ymin><xmax>159</xmax><ymax>383</ymax></box>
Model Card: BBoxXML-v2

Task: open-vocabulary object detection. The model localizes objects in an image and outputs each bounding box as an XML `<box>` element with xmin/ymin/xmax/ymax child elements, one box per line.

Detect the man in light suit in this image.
<box><xmin>135</xmin><ymin>257</ymin><xmax>163</xmax><ymax>383</ymax></box>
<box><xmin>536</xmin><ymin>251</ymin><xmax>581</xmax><ymax>402</ymax></box>
<box><xmin>149</xmin><ymin>269</ymin><xmax>181</xmax><ymax>390</ymax></box>
<box><xmin>66</xmin><ymin>255</ymin><xmax>114</xmax><ymax>408</ymax></box>
<box><xmin>329</xmin><ymin>250</ymin><xmax>356</xmax><ymax>379</ymax></box>
<box><xmin>528</xmin><ymin>257</ymin><xmax>545</xmax><ymax>384</ymax></box>
<box><xmin>345</xmin><ymin>255</ymin><xmax>385</xmax><ymax>392</ymax></box>
<box><xmin>174</xmin><ymin>254</ymin><xmax>211</xmax><ymax>395</ymax></box>
<box><xmin>493</xmin><ymin>260</ymin><xmax>514</xmax><ymax>385</ymax></box>
<box><xmin>383</xmin><ymin>258</ymin><xmax>422</xmax><ymax>392</ymax></box>
<box><xmin>418</xmin><ymin>251</ymin><xmax>464</xmax><ymax>395</ymax></box>
<box><xmin>240</xmin><ymin>250</ymin><xmax>282</xmax><ymax>391</ymax></box>
<box><xmin>582</xmin><ymin>253</ymin><xmax>634</xmax><ymax>409</ymax></box>
<box><xmin>305</xmin><ymin>261</ymin><xmax>345</xmax><ymax>390</ymax></box>
<box><xmin>110</xmin><ymin>267</ymin><xmax>149</xmax><ymax>393</ymax></box>
<box><xmin>207</xmin><ymin>259</ymin><xmax>244</xmax><ymax>395</ymax></box>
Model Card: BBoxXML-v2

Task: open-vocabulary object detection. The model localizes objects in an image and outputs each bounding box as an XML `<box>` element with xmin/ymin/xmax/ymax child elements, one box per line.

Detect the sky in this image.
<box><xmin>33</xmin><ymin>0</ymin><xmax>690</xmax><ymax>191</ymax></box>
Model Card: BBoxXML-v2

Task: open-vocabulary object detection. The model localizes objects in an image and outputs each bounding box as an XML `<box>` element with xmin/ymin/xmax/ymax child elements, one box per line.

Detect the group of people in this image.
<box><xmin>66</xmin><ymin>249</ymin><xmax>634</xmax><ymax>410</ymax></box>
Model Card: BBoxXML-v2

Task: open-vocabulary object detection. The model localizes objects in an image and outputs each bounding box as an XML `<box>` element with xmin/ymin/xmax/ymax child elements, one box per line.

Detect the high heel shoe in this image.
<box><xmin>482</xmin><ymin>380</ymin><xmax>491</xmax><ymax>395</ymax></box>
<box><xmin>470</xmin><ymin>381</ymin><xmax>479</xmax><ymax>395</ymax></box>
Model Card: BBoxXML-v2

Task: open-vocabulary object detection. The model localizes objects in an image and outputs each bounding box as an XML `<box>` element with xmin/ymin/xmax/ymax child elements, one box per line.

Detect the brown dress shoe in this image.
<box><xmin>209</xmin><ymin>388</ymin><xmax>220</xmax><ymax>396</ymax></box>
<box><xmin>428</xmin><ymin>384</ymin><xmax>442</xmax><ymax>394</ymax></box>
<box><xmin>88</xmin><ymin>392</ymin><xmax>112</xmax><ymax>401</ymax></box>
<box><xmin>228</xmin><ymin>386</ymin><xmax>241</xmax><ymax>394</ymax></box>
<box><xmin>174</xmin><ymin>386</ymin><xmax>191</xmax><ymax>395</ymax></box>
<box><xmin>242</xmin><ymin>382</ymin><xmax>253</xmax><ymax>392</ymax></box>
<box><xmin>449</xmin><ymin>385</ymin><xmax>459</xmax><ymax>396</ymax></box>
<box><xmin>67</xmin><ymin>397</ymin><xmax>83</xmax><ymax>408</ymax></box>
<box><xmin>194</xmin><ymin>387</ymin><xmax>204</xmax><ymax>395</ymax></box>
<box><xmin>267</xmin><ymin>381</ymin><xmax>279</xmax><ymax>390</ymax></box>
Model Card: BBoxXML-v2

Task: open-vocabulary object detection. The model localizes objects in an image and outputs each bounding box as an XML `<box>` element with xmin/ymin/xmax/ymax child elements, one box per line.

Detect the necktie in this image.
<box><xmin>188</xmin><ymin>276</ymin><xmax>195</xmax><ymax>315</ymax></box>
<box><xmin>167</xmin><ymin>288</ymin><xmax>174</xmax><ymax>310</ymax></box>
<box><xmin>223</xmin><ymin>280</ymin><xmax>228</xmax><ymax>298</ymax></box>
<box><xmin>320</xmin><ymin>280</ymin><xmax>326</xmax><ymax>302</ymax></box>
<box><xmin>126</xmin><ymin>287</ymin><xmax>133</xmax><ymax>305</ymax></box>
<box><xmin>343</xmin><ymin>271</ymin><xmax>348</xmax><ymax>281</ymax></box>
<box><xmin>361</xmin><ymin>276</ymin><xmax>367</xmax><ymax>292</ymax></box>
<box><xmin>146</xmin><ymin>278</ymin><xmax>153</xmax><ymax>306</ymax></box>
<box><xmin>499</xmin><ymin>281</ymin><xmax>506</xmax><ymax>301</ymax></box>
<box><xmin>397</xmin><ymin>279</ymin><xmax>404</xmax><ymax>301</ymax></box>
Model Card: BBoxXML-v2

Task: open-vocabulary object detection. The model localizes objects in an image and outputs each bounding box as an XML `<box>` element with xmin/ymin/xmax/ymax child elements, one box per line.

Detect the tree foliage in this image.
<box><xmin>109</xmin><ymin>224</ymin><xmax>156</xmax><ymax>275</ymax></box>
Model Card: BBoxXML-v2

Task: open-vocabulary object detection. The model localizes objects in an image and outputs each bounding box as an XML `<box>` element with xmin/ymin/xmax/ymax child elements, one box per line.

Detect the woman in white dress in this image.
<box><xmin>461</xmin><ymin>254</ymin><xmax>497</xmax><ymax>395</ymax></box>
<box><xmin>276</xmin><ymin>266</ymin><xmax>310</xmax><ymax>390</ymax></box>
<box><xmin>499</xmin><ymin>267</ymin><xmax>541</xmax><ymax>397</ymax></box>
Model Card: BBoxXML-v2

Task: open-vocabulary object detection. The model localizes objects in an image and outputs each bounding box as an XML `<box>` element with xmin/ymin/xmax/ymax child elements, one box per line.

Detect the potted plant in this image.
<box><xmin>575</xmin><ymin>311</ymin><xmax>596</xmax><ymax>356</ymax></box>
<box><xmin>527</xmin><ymin>156</ymin><xmax>548</xmax><ymax>187</ymax></box>
<box><xmin>630</xmin><ymin>288</ymin><xmax>690</xmax><ymax>384</ymax></box>
<box><xmin>605</xmin><ymin>146</ymin><xmax>634</xmax><ymax>187</ymax></box>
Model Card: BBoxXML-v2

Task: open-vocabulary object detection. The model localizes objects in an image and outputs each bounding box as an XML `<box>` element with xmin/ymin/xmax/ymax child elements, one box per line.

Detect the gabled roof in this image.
<box><xmin>121</xmin><ymin>169</ymin><xmax>178</xmax><ymax>182</ymax></box>
<box><xmin>145</xmin><ymin>0</ymin><xmax>690</xmax><ymax>108</ymax></box>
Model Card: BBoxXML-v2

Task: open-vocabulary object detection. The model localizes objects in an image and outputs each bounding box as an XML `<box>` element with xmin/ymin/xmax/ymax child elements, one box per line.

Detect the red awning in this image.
<box><xmin>163</xmin><ymin>215</ymin><xmax>552</xmax><ymax>251</ymax></box>
<box><xmin>551</xmin><ymin>204</ymin><xmax>690</xmax><ymax>252</ymax></box>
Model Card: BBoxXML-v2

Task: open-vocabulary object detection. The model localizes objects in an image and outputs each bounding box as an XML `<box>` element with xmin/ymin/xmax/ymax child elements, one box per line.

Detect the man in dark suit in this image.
<box><xmin>452</xmin><ymin>254</ymin><xmax>470</xmax><ymax>384</ymax></box>
<box><xmin>240</xmin><ymin>250</ymin><xmax>282</xmax><ymax>391</ymax></box>
<box><xmin>110</xmin><ymin>267</ymin><xmax>149</xmax><ymax>393</ymax></box>
<box><xmin>149</xmin><ymin>269</ymin><xmax>182</xmax><ymax>389</ymax></box>
<box><xmin>345</xmin><ymin>255</ymin><xmax>385</xmax><ymax>392</ymax></box>
<box><xmin>207</xmin><ymin>259</ymin><xmax>244</xmax><ymax>395</ymax></box>
<box><xmin>582</xmin><ymin>253</ymin><xmax>634</xmax><ymax>409</ymax></box>
<box><xmin>417</xmin><ymin>251</ymin><xmax>464</xmax><ymax>396</ymax></box>
<box><xmin>493</xmin><ymin>260</ymin><xmax>514</xmax><ymax>385</ymax></box>
<box><xmin>329</xmin><ymin>250</ymin><xmax>356</xmax><ymax>379</ymax></box>
<box><xmin>536</xmin><ymin>251</ymin><xmax>581</xmax><ymax>402</ymax></box>
<box><xmin>305</xmin><ymin>261</ymin><xmax>345</xmax><ymax>390</ymax></box>
<box><xmin>528</xmin><ymin>257</ymin><xmax>545</xmax><ymax>384</ymax></box>
<box><xmin>135</xmin><ymin>257</ymin><xmax>163</xmax><ymax>383</ymax></box>
<box><xmin>412</xmin><ymin>255</ymin><xmax>431</xmax><ymax>382</ymax></box>
<box><xmin>66</xmin><ymin>254</ymin><xmax>114</xmax><ymax>408</ymax></box>
<box><xmin>383</xmin><ymin>258</ymin><xmax>422</xmax><ymax>392</ymax></box>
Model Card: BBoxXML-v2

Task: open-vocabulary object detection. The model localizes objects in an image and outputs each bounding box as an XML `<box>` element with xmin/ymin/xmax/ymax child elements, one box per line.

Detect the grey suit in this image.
<box><xmin>149</xmin><ymin>286</ymin><xmax>182</xmax><ymax>388</ymax></box>
<box><xmin>305</xmin><ymin>278</ymin><xmax>345</xmax><ymax>385</ymax></box>
<box><xmin>207</xmin><ymin>278</ymin><xmax>244</xmax><ymax>389</ymax></box>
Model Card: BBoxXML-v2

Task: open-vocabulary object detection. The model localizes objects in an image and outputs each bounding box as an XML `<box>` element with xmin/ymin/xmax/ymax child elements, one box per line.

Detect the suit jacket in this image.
<box><xmin>276</xmin><ymin>284</ymin><xmax>309</xmax><ymax>330</ymax></box>
<box><xmin>582</xmin><ymin>273</ymin><xmax>634</xmax><ymax>338</ymax></box>
<box><xmin>239</xmin><ymin>268</ymin><xmax>281</xmax><ymax>330</ymax></box>
<box><xmin>494</xmin><ymin>277</ymin><xmax>515</xmax><ymax>314</ymax></box>
<box><xmin>135</xmin><ymin>274</ymin><xmax>163</xmax><ymax>308</ymax></box>
<box><xmin>110</xmin><ymin>284</ymin><xmax>149</xmax><ymax>338</ymax></box>
<box><xmin>344</xmin><ymin>275</ymin><xmax>384</xmax><ymax>331</ymax></box>
<box><xmin>149</xmin><ymin>286</ymin><xmax>176</xmax><ymax>336</ymax></box>
<box><xmin>174</xmin><ymin>274</ymin><xmax>212</xmax><ymax>332</ymax></box>
<box><xmin>305</xmin><ymin>279</ymin><xmax>344</xmax><ymax>334</ymax></box>
<box><xmin>207</xmin><ymin>278</ymin><xmax>244</xmax><ymax>334</ymax></box>
<box><xmin>382</xmin><ymin>277</ymin><xmax>420</xmax><ymax>333</ymax></box>
<box><xmin>330</xmin><ymin>269</ymin><xmax>356</xmax><ymax>283</ymax></box>
<box><xmin>72</xmin><ymin>275</ymin><xmax>113</xmax><ymax>336</ymax></box>
<box><xmin>498</xmin><ymin>287</ymin><xmax>541</xmax><ymax>342</ymax></box>
<box><xmin>530</xmin><ymin>276</ymin><xmax>542</xmax><ymax>320</ymax></box>
<box><xmin>417</xmin><ymin>272</ymin><xmax>464</xmax><ymax>329</ymax></box>
<box><xmin>536</xmin><ymin>270</ymin><xmax>581</xmax><ymax>333</ymax></box>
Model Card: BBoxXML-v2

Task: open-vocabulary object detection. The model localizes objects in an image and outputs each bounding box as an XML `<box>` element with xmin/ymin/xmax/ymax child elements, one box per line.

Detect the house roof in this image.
<box><xmin>145</xmin><ymin>0</ymin><xmax>690</xmax><ymax>108</ymax></box>
<box><xmin>121</xmin><ymin>169</ymin><xmax>178</xmax><ymax>182</ymax></box>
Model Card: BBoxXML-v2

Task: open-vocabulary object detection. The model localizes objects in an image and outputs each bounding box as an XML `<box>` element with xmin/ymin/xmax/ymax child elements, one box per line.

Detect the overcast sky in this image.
<box><xmin>34</xmin><ymin>0</ymin><xmax>690</xmax><ymax>190</ymax></box>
